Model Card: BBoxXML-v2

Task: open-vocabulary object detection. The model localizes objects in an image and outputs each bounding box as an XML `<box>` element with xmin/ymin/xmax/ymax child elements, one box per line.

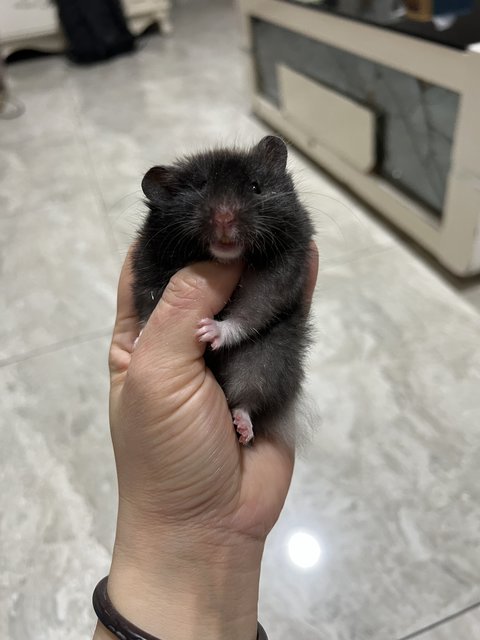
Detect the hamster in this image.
<box><xmin>132</xmin><ymin>136</ymin><xmax>314</xmax><ymax>445</ymax></box>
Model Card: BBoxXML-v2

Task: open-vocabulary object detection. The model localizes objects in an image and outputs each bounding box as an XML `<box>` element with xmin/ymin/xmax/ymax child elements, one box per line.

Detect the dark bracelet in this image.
<box><xmin>93</xmin><ymin>576</ymin><xmax>268</xmax><ymax>640</ymax></box>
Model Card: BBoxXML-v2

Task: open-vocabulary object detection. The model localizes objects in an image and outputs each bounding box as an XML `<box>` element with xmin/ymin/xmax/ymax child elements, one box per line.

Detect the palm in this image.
<box><xmin>111</xmin><ymin>337</ymin><xmax>293</xmax><ymax>539</ymax></box>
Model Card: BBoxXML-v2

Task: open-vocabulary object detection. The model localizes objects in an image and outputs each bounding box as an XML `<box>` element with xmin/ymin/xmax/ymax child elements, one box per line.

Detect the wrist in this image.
<box><xmin>104</xmin><ymin>502</ymin><xmax>264</xmax><ymax>640</ymax></box>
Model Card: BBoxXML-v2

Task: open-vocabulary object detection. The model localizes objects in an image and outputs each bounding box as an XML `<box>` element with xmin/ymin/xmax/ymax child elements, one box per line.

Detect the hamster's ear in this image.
<box><xmin>142</xmin><ymin>166</ymin><xmax>177</xmax><ymax>200</ymax></box>
<box><xmin>256</xmin><ymin>136</ymin><xmax>288</xmax><ymax>171</ymax></box>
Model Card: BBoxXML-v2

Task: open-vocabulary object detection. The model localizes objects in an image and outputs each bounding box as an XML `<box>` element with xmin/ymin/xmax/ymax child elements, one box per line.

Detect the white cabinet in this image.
<box><xmin>122</xmin><ymin>0</ymin><xmax>172</xmax><ymax>35</ymax></box>
<box><xmin>0</xmin><ymin>0</ymin><xmax>57</xmax><ymax>41</ymax></box>
<box><xmin>238</xmin><ymin>0</ymin><xmax>480</xmax><ymax>276</ymax></box>
<box><xmin>0</xmin><ymin>0</ymin><xmax>171</xmax><ymax>55</ymax></box>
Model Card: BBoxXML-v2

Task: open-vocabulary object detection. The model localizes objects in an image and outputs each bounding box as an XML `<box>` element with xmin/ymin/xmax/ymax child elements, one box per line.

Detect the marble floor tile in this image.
<box><xmin>0</xmin><ymin>134</ymin><xmax>118</xmax><ymax>362</ymax></box>
<box><xmin>258</xmin><ymin>245</ymin><xmax>480</xmax><ymax>640</ymax></box>
<box><xmin>410</xmin><ymin>605</ymin><xmax>480</xmax><ymax>639</ymax></box>
<box><xmin>1</xmin><ymin>56</ymin><xmax>77</xmax><ymax>146</ymax></box>
<box><xmin>1</xmin><ymin>1</ymin><xmax>480</xmax><ymax>639</ymax></box>
<box><xmin>1</xmin><ymin>133</ymin><xmax>87</xmax><ymax>221</ymax></box>
<box><xmin>0</xmin><ymin>336</ymin><xmax>115</xmax><ymax>640</ymax></box>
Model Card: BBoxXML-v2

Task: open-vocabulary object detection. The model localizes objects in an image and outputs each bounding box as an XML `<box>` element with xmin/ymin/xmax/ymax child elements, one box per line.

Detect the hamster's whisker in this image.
<box><xmin>186</xmin><ymin>184</ymin><xmax>206</xmax><ymax>201</ymax></box>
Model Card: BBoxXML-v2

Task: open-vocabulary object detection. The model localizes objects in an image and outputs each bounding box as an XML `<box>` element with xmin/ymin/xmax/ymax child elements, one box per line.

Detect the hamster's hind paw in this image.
<box><xmin>232</xmin><ymin>408</ymin><xmax>254</xmax><ymax>445</ymax></box>
<box><xmin>196</xmin><ymin>318</ymin><xmax>225</xmax><ymax>350</ymax></box>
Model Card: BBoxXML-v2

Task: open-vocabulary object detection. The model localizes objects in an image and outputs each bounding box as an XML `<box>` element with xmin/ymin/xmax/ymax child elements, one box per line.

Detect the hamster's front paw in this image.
<box><xmin>196</xmin><ymin>318</ymin><xmax>225</xmax><ymax>350</ymax></box>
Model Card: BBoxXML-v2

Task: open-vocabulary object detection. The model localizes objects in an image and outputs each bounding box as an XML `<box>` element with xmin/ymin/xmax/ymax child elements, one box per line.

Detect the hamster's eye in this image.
<box><xmin>251</xmin><ymin>181</ymin><xmax>261</xmax><ymax>194</ymax></box>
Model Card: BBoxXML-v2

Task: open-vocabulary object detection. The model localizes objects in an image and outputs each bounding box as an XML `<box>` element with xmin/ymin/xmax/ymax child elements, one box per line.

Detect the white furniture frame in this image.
<box><xmin>0</xmin><ymin>0</ymin><xmax>172</xmax><ymax>57</ymax></box>
<box><xmin>238</xmin><ymin>0</ymin><xmax>480</xmax><ymax>276</ymax></box>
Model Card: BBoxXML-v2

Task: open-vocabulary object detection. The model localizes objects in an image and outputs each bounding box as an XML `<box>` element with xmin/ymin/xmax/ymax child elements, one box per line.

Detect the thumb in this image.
<box><xmin>136</xmin><ymin>260</ymin><xmax>243</xmax><ymax>366</ymax></box>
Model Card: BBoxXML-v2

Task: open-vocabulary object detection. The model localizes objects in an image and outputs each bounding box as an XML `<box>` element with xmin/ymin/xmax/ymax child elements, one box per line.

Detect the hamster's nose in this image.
<box><xmin>213</xmin><ymin>208</ymin><xmax>235</xmax><ymax>228</ymax></box>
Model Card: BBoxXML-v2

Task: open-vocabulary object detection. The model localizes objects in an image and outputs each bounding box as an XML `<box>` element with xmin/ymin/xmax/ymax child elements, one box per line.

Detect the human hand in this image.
<box><xmin>96</xmin><ymin>242</ymin><xmax>318</xmax><ymax>640</ymax></box>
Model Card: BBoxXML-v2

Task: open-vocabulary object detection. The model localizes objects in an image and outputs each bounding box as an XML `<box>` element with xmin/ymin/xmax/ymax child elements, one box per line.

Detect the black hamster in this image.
<box><xmin>132</xmin><ymin>136</ymin><xmax>314</xmax><ymax>444</ymax></box>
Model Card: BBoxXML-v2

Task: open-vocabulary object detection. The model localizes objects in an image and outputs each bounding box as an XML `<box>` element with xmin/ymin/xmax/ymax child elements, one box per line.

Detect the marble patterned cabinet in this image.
<box><xmin>237</xmin><ymin>0</ymin><xmax>480</xmax><ymax>276</ymax></box>
<box><xmin>0</xmin><ymin>0</ymin><xmax>172</xmax><ymax>56</ymax></box>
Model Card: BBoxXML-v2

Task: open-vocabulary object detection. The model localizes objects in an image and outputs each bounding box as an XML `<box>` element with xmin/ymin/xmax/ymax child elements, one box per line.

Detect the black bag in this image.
<box><xmin>54</xmin><ymin>0</ymin><xmax>135</xmax><ymax>64</ymax></box>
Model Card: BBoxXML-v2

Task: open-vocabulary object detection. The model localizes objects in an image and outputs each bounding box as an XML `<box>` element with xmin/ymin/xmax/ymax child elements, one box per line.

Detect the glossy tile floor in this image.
<box><xmin>1</xmin><ymin>1</ymin><xmax>480</xmax><ymax>639</ymax></box>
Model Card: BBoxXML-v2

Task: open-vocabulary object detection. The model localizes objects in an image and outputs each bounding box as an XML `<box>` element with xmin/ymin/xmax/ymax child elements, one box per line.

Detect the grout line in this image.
<box><xmin>396</xmin><ymin>601</ymin><xmax>480</xmax><ymax>640</ymax></box>
<box><xmin>0</xmin><ymin>328</ymin><xmax>111</xmax><ymax>369</ymax></box>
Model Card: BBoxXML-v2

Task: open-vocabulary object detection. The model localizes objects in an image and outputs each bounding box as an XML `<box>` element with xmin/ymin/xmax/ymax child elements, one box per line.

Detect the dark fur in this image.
<box><xmin>132</xmin><ymin>136</ymin><xmax>314</xmax><ymax>441</ymax></box>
